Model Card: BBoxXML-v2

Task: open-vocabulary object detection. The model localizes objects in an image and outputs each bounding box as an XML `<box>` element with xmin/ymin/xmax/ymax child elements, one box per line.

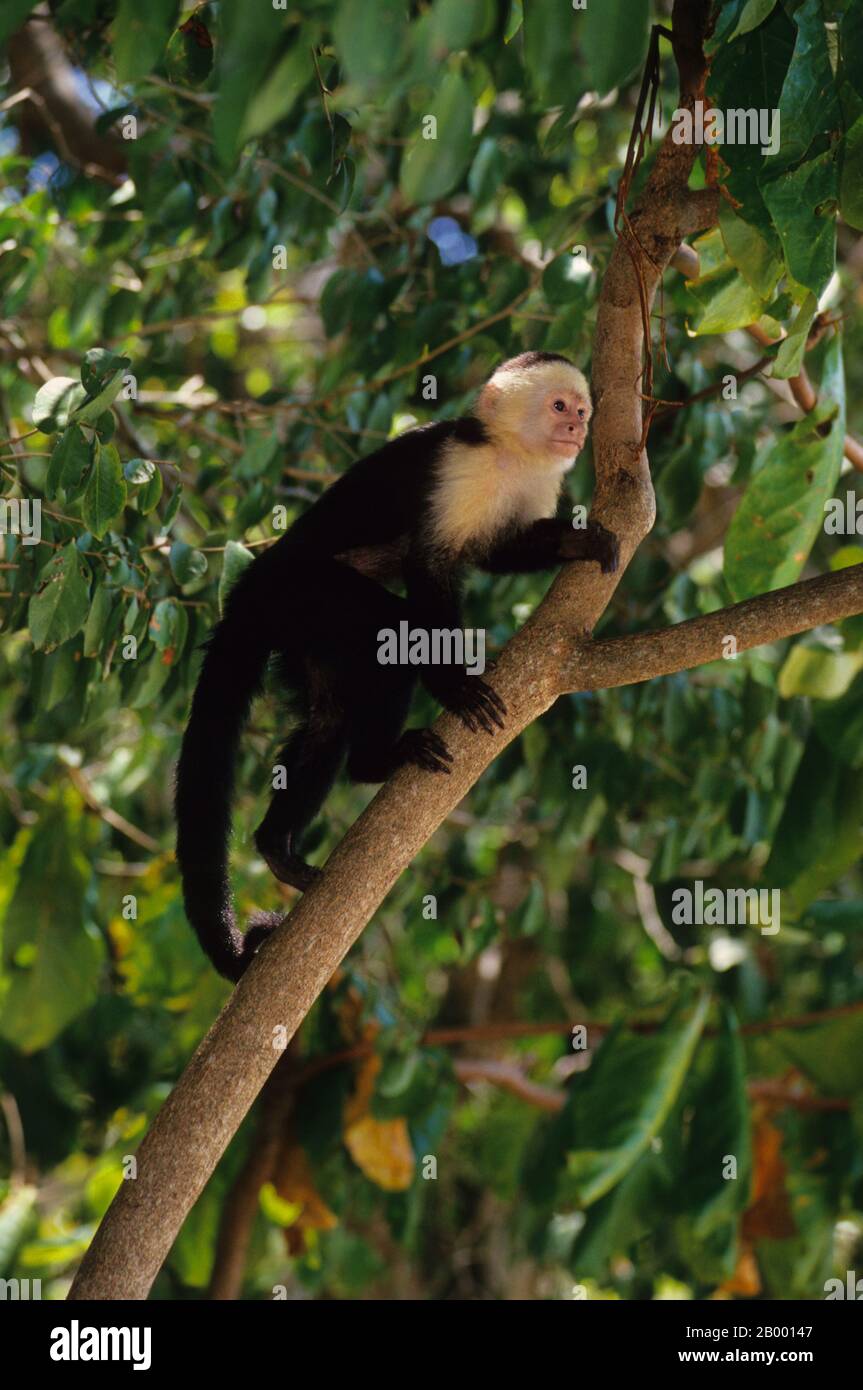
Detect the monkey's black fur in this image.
<box><xmin>175</xmin><ymin>391</ymin><xmax>618</xmax><ymax>982</ymax></box>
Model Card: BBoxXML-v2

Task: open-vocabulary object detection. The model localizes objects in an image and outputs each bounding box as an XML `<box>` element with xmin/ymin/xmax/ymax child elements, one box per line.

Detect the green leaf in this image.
<box><xmin>82</xmin><ymin>442</ymin><xmax>127</xmax><ymax>539</ymax></box>
<box><xmin>236</xmin><ymin>434</ymin><xmax>280</xmax><ymax>479</ymax></box>
<box><xmin>27</xmin><ymin>543</ymin><xmax>90</xmax><ymax>652</ymax></box>
<box><xmin>81</xmin><ymin>347</ymin><xmax>130</xmax><ymax>395</ymax></box>
<box><xmin>219</xmin><ymin>539</ymin><xmax>254</xmax><ymax>614</ymax></box>
<box><xmin>148</xmin><ymin>596</ymin><xmax>188</xmax><ymax>663</ymax></box>
<box><xmin>124</xmin><ymin>457</ymin><xmax>157</xmax><ymax>486</ymax></box>
<box><xmin>773</xmin><ymin>291</ymin><xmax>818</xmax><ymax>379</ymax></box>
<box><xmin>0</xmin><ymin>799</ymin><xmax>104</xmax><ymax>1053</ymax></box>
<box><xmin>580</xmin><ymin>0</ymin><xmax>649</xmax><ymax>97</ymax></box>
<box><xmin>137</xmin><ymin>465</ymin><xmax>163</xmax><ymax>515</ymax></box>
<box><xmin>46</xmin><ymin>424</ymin><xmax>89</xmax><ymax>501</ymax></box>
<box><xmin>840</xmin><ymin>113</ymin><xmax>863</xmax><ymax>232</ymax></box>
<box><xmin>377</xmin><ymin>1050</ymin><xmax>421</xmax><ymax>1099</ymax></box>
<box><xmin>504</xmin><ymin>0</ymin><xmax>523</xmax><ymax>44</ymax></box>
<box><xmin>320</xmin><ymin>268</ymin><xmax>388</xmax><ymax>337</ymax></box>
<box><xmin>32</xmin><ymin>377</ymin><xmax>86</xmax><ymax>433</ymax></box>
<box><xmin>563</xmin><ymin>994</ymin><xmax>711</xmax><ymax>1207</ymax></box>
<box><xmin>165</xmin><ymin>6</ymin><xmax>215</xmax><ymax>86</ymax></box>
<box><xmin>687</xmin><ymin>266</ymin><xmax>766</xmax><ymax>335</ymax></box>
<box><xmin>677</xmin><ymin>1006</ymin><xmax>751</xmax><ymax>1242</ymax></box>
<box><xmin>571</xmin><ymin>1145</ymin><xmax>672</xmax><ymax>1278</ymax></box>
<box><xmin>724</xmin><ymin>334</ymin><xmax>845</xmax><ymax>600</ymax></box>
<box><xmin>774</xmin><ymin>1011</ymin><xmax>863</xmax><ymax>1097</ymax></box>
<box><xmin>812</xmin><ymin>670</ymin><xmax>863</xmax><ymax>768</ymax></box>
<box><xmin>429</xmin><ymin>0</ymin><xmax>495</xmax><ymax>50</ymax></box>
<box><xmin>719</xmin><ymin>204</ymin><xmax>783</xmax><ymax>298</ymax></box>
<box><xmin>778</xmin><ymin>645</ymin><xmax>863</xmax><ymax>700</ymax></box>
<box><xmin>727</xmin><ymin>0</ymin><xmax>778</xmax><ymax>42</ymax></box>
<box><xmin>212</xmin><ymin>12</ymin><xmax>271</xmax><ymax>166</ymax></box>
<box><xmin>169</xmin><ymin>540</ymin><xmax>208</xmax><ymax>584</ymax></box>
<box><xmin>239</xmin><ymin>40</ymin><xmax>311</xmax><ymax>145</ymax></box>
<box><xmin>0</xmin><ymin>2</ymin><xmax>40</xmax><ymax>45</ymax></box>
<box><xmin>127</xmin><ymin>649</ymin><xmax>173</xmax><ymax>709</ymax></box>
<box><xmin>399</xmin><ymin>72</ymin><xmax>474</xmax><ymax>205</ymax></box>
<box><xmin>94</xmin><ymin>410</ymin><xmax>116</xmax><ymax>442</ymax></box>
<box><xmin>523</xmin><ymin>0</ymin><xmax>575</xmax><ymax>106</ymax></box>
<box><xmin>772</xmin><ymin>0</ymin><xmax>841</xmax><ymax>172</ymax></box>
<box><xmin>75</xmin><ymin>360</ymin><xmax>131</xmax><ymax>426</ymax></box>
<box><xmin>161</xmin><ymin>480</ymin><xmax>184</xmax><ymax>532</ymax></box>
<box><xmin>334</xmin><ymin>0</ymin><xmax>408</xmax><ymax>87</ymax></box>
<box><xmin>113</xmin><ymin>0</ymin><xmax>180</xmax><ymax>83</ymax></box>
<box><xmin>82</xmin><ymin>582</ymin><xmax>118</xmax><ymax>658</ymax></box>
<box><xmin>762</xmin><ymin>147</ymin><xmax>839</xmax><ymax>297</ymax></box>
<box><xmin>707</xmin><ymin>6</ymin><xmax>796</xmax><ymax>216</ymax></box>
<box><xmin>767</xmin><ymin>734</ymin><xmax>863</xmax><ymax>908</ymax></box>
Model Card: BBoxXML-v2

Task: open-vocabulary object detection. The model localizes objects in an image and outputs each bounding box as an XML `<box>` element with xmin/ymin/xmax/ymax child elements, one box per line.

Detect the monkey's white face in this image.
<box><xmin>544</xmin><ymin>386</ymin><xmax>592</xmax><ymax>463</ymax></box>
<box><xmin>478</xmin><ymin>360</ymin><xmax>592</xmax><ymax>469</ymax></box>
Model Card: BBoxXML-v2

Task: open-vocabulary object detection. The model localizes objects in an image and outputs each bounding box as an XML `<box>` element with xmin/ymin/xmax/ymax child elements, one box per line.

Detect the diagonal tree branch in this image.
<box><xmin>68</xmin><ymin>0</ymin><xmax>861</xmax><ymax>1301</ymax></box>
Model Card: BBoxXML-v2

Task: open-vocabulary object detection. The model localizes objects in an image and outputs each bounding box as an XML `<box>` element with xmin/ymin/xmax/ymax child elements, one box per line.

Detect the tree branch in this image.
<box><xmin>562</xmin><ymin>564</ymin><xmax>863</xmax><ymax>692</ymax></box>
<box><xmin>207</xmin><ymin>1050</ymin><xmax>297</xmax><ymax>1301</ymax></box>
<box><xmin>6</xmin><ymin>8</ymin><xmax>125</xmax><ymax>181</ymax></box>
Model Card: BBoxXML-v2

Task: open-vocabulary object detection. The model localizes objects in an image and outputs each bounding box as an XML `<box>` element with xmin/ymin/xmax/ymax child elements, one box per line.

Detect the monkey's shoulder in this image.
<box><xmin>275</xmin><ymin>417</ymin><xmax>485</xmax><ymax>560</ymax></box>
<box><xmin>320</xmin><ymin>416</ymin><xmax>488</xmax><ymax>516</ymax></box>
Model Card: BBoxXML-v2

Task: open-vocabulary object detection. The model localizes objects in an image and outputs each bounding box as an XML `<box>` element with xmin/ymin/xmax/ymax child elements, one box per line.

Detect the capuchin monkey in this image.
<box><xmin>175</xmin><ymin>352</ymin><xmax>618</xmax><ymax>981</ymax></box>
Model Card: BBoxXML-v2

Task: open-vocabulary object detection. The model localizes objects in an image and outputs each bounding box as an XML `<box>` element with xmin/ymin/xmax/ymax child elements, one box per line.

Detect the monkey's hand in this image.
<box><xmin>559</xmin><ymin>520</ymin><xmax>619</xmax><ymax>574</ymax></box>
<box><xmin>440</xmin><ymin>674</ymin><xmax>507</xmax><ymax>735</ymax></box>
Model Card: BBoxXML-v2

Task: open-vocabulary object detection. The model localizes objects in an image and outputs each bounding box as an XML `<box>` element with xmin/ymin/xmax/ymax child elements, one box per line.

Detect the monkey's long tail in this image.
<box><xmin>174</xmin><ymin>612</ymin><xmax>280</xmax><ymax>982</ymax></box>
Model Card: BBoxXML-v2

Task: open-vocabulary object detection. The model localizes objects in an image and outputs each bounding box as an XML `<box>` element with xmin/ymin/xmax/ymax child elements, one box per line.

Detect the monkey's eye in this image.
<box><xmin>553</xmin><ymin>399</ymin><xmax>566</xmax><ymax>412</ymax></box>
<box><xmin>577</xmin><ymin>407</ymin><xmax>586</xmax><ymax>420</ymax></box>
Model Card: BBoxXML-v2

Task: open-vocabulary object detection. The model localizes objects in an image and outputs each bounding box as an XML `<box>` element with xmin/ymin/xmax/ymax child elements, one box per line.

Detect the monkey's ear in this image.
<box><xmin>477</xmin><ymin>379</ymin><xmax>502</xmax><ymax>413</ymax></box>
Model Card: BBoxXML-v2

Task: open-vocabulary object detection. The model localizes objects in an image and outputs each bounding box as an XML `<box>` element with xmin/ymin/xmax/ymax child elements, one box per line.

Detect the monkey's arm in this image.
<box><xmin>479</xmin><ymin>518</ymin><xmax>619</xmax><ymax>575</ymax></box>
<box><xmin>404</xmin><ymin>549</ymin><xmax>506</xmax><ymax>734</ymax></box>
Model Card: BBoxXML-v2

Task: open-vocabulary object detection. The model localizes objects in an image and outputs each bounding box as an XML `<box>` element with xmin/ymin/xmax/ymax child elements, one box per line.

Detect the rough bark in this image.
<box><xmin>68</xmin><ymin>0</ymin><xmax>862</xmax><ymax>1300</ymax></box>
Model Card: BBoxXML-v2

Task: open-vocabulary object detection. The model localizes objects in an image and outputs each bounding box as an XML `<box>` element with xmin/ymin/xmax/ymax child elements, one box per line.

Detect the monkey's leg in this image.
<box><xmin>254</xmin><ymin>703</ymin><xmax>348</xmax><ymax>891</ymax></box>
<box><xmin>346</xmin><ymin>671</ymin><xmax>454</xmax><ymax>780</ymax></box>
<box><xmin>254</xmin><ymin>725</ymin><xmax>346</xmax><ymax>889</ymax></box>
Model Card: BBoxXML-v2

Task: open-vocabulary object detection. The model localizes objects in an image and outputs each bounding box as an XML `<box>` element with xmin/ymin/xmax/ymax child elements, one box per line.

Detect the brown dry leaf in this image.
<box><xmin>742</xmin><ymin>1113</ymin><xmax>796</xmax><ymax>1241</ymax></box>
<box><xmin>274</xmin><ymin>1138</ymin><xmax>338</xmax><ymax>1256</ymax></box>
<box><xmin>343</xmin><ymin>1053</ymin><xmax>415</xmax><ymax>1192</ymax></box>
<box><xmin>720</xmin><ymin>1241</ymin><xmax>762</xmax><ymax>1296</ymax></box>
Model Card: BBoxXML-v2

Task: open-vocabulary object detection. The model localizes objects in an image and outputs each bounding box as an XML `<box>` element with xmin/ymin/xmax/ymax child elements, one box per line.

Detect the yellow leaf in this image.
<box><xmin>344</xmin><ymin>1113</ymin><xmax>415</xmax><ymax>1192</ymax></box>
<box><xmin>343</xmin><ymin>1053</ymin><xmax>415</xmax><ymax>1190</ymax></box>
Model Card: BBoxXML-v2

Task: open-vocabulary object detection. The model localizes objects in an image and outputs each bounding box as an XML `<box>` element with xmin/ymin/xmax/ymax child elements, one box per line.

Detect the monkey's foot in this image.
<box><xmin>445</xmin><ymin>676</ymin><xmax>507</xmax><ymax>735</ymax></box>
<box><xmin>395</xmin><ymin>727</ymin><xmax>454</xmax><ymax>774</ymax></box>
<box><xmin>254</xmin><ymin>828</ymin><xmax>323</xmax><ymax>891</ymax></box>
